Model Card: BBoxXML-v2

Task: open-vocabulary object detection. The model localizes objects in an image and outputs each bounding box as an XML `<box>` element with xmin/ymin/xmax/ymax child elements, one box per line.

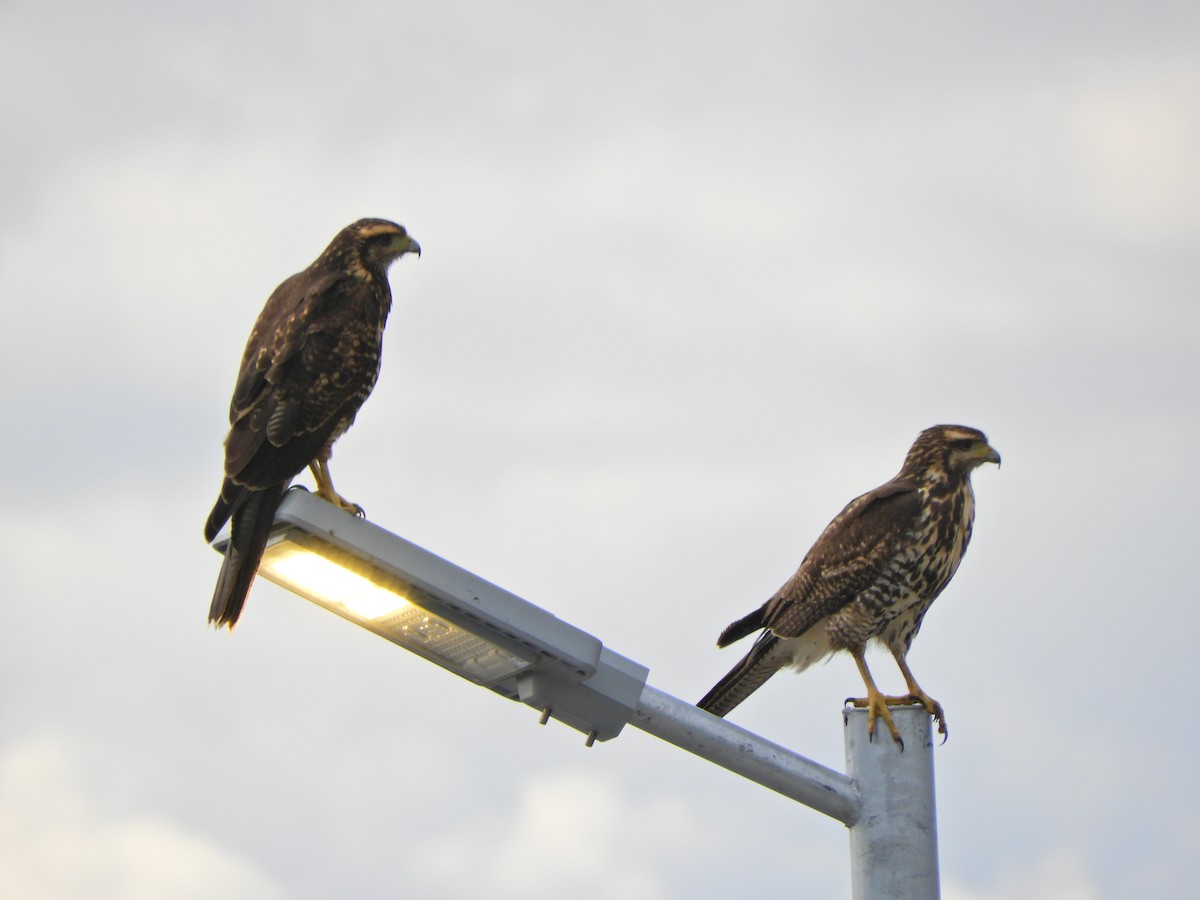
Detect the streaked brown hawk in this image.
<box><xmin>697</xmin><ymin>424</ymin><xmax>1000</xmax><ymax>743</ymax></box>
<box><xmin>204</xmin><ymin>218</ymin><xmax>420</xmax><ymax>628</ymax></box>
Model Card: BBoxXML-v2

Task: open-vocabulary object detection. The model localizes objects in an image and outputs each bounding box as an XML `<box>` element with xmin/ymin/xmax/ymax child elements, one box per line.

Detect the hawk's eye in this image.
<box><xmin>952</xmin><ymin>438</ymin><xmax>975</xmax><ymax>450</ymax></box>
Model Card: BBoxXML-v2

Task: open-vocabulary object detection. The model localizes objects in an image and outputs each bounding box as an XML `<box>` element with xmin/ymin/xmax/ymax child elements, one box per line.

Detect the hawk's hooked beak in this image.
<box><xmin>978</xmin><ymin>443</ymin><xmax>1001</xmax><ymax>467</ymax></box>
<box><xmin>401</xmin><ymin>236</ymin><xmax>421</xmax><ymax>259</ymax></box>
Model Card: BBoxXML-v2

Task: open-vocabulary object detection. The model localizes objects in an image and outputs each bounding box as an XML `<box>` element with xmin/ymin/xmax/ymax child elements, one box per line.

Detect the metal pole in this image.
<box><xmin>631</xmin><ymin>684</ymin><xmax>861</xmax><ymax>825</ymax></box>
<box><xmin>844</xmin><ymin>705</ymin><xmax>940</xmax><ymax>899</ymax></box>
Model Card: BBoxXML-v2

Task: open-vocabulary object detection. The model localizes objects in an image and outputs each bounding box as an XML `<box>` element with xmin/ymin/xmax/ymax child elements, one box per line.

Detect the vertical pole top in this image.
<box><xmin>844</xmin><ymin>705</ymin><xmax>940</xmax><ymax>900</ymax></box>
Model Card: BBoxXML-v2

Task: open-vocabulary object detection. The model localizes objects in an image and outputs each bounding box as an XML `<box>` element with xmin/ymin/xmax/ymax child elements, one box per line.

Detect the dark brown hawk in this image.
<box><xmin>204</xmin><ymin>218</ymin><xmax>420</xmax><ymax>628</ymax></box>
<box><xmin>697</xmin><ymin>424</ymin><xmax>1000</xmax><ymax>743</ymax></box>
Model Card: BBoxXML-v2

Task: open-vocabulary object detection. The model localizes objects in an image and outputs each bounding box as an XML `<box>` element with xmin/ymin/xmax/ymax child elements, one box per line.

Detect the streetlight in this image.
<box><xmin>212</xmin><ymin>487</ymin><xmax>940</xmax><ymax>898</ymax></box>
<box><xmin>227</xmin><ymin>488</ymin><xmax>648</xmax><ymax>744</ymax></box>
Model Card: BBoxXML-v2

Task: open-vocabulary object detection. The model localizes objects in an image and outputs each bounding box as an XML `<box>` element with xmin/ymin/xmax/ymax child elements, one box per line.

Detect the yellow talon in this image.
<box><xmin>891</xmin><ymin>650</ymin><xmax>949</xmax><ymax>740</ymax></box>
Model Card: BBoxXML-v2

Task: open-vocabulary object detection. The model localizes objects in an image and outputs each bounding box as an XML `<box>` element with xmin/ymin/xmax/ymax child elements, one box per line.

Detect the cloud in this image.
<box><xmin>0</xmin><ymin>737</ymin><xmax>288</xmax><ymax>900</ymax></box>
<box><xmin>945</xmin><ymin>850</ymin><xmax>1100</xmax><ymax>900</ymax></box>
<box><xmin>406</xmin><ymin>767</ymin><xmax>694</xmax><ymax>900</ymax></box>
<box><xmin>1066</xmin><ymin>66</ymin><xmax>1200</xmax><ymax>242</ymax></box>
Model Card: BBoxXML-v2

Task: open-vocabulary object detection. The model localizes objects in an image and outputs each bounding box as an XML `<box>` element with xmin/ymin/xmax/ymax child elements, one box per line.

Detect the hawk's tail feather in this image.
<box><xmin>717</xmin><ymin>606</ymin><xmax>766</xmax><ymax>648</ymax></box>
<box><xmin>697</xmin><ymin>633</ymin><xmax>785</xmax><ymax>717</ymax></box>
<box><xmin>208</xmin><ymin>483</ymin><xmax>287</xmax><ymax>628</ymax></box>
<box><xmin>204</xmin><ymin>479</ymin><xmax>244</xmax><ymax>544</ymax></box>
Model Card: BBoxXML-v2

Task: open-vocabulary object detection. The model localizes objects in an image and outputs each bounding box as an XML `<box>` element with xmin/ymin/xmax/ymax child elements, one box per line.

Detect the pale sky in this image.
<box><xmin>2</xmin><ymin>2</ymin><xmax>1198</xmax><ymax>898</ymax></box>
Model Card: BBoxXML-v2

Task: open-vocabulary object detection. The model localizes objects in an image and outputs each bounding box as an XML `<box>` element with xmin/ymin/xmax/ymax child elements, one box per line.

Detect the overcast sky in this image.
<box><xmin>2</xmin><ymin>2</ymin><xmax>1198</xmax><ymax>898</ymax></box>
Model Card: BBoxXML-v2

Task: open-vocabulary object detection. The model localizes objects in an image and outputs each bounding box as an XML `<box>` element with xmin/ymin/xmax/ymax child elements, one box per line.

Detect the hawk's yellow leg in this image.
<box><xmin>309</xmin><ymin>456</ymin><xmax>365</xmax><ymax>517</ymax></box>
<box><xmin>847</xmin><ymin>651</ymin><xmax>908</xmax><ymax>746</ymax></box>
<box><xmin>891</xmin><ymin>649</ymin><xmax>948</xmax><ymax>741</ymax></box>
